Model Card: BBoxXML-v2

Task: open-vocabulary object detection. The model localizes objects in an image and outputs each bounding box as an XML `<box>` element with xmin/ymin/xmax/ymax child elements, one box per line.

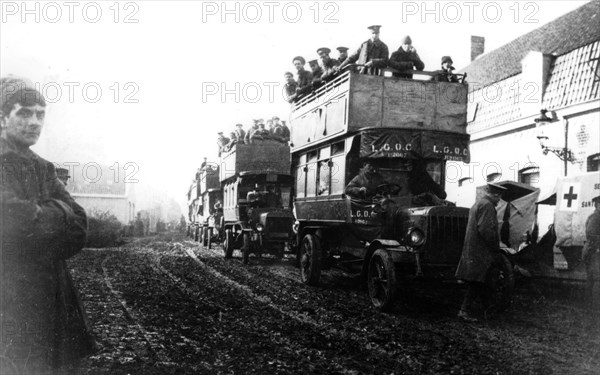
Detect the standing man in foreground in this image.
<box><xmin>0</xmin><ymin>76</ymin><xmax>96</xmax><ymax>374</ymax></box>
<box><xmin>455</xmin><ymin>183</ymin><xmax>506</xmax><ymax>322</ymax></box>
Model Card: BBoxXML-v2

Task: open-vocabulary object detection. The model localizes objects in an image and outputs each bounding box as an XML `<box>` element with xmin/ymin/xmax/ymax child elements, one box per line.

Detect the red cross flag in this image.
<box><xmin>558</xmin><ymin>183</ymin><xmax>580</xmax><ymax>212</ymax></box>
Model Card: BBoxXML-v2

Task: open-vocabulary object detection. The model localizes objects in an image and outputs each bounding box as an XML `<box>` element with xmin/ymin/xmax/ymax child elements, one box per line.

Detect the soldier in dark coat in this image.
<box><xmin>455</xmin><ymin>183</ymin><xmax>506</xmax><ymax>322</ymax></box>
<box><xmin>234</xmin><ymin>123</ymin><xmax>246</xmax><ymax>143</ymax></box>
<box><xmin>309</xmin><ymin>59</ymin><xmax>324</xmax><ymax>82</ymax></box>
<box><xmin>345</xmin><ymin>161</ymin><xmax>387</xmax><ymax>199</ymax></box>
<box><xmin>244</xmin><ymin>121</ymin><xmax>259</xmax><ymax>144</ymax></box>
<box><xmin>338</xmin><ymin>25</ymin><xmax>389</xmax><ymax>75</ymax></box>
<box><xmin>583</xmin><ymin>195</ymin><xmax>600</xmax><ymax>306</ymax></box>
<box><xmin>388</xmin><ymin>35</ymin><xmax>425</xmax><ymax>79</ymax></box>
<box><xmin>283</xmin><ymin>72</ymin><xmax>298</xmax><ymax>102</ymax></box>
<box><xmin>0</xmin><ymin>76</ymin><xmax>96</xmax><ymax>374</ymax></box>
<box><xmin>317</xmin><ymin>47</ymin><xmax>341</xmax><ymax>81</ymax></box>
<box><xmin>217</xmin><ymin>131</ymin><xmax>230</xmax><ymax>155</ymax></box>
<box><xmin>336</xmin><ymin>46</ymin><xmax>349</xmax><ymax>63</ymax></box>
<box><xmin>293</xmin><ymin>56</ymin><xmax>313</xmax><ymax>95</ymax></box>
<box><xmin>434</xmin><ymin>56</ymin><xmax>459</xmax><ymax>83</ymax></box>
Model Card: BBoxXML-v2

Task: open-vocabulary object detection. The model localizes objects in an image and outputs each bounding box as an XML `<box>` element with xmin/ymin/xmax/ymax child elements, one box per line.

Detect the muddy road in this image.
<box><xmin>69</xmin><ymin>234</ymin><xmax>599</xmax><ymax>374</ymax></box>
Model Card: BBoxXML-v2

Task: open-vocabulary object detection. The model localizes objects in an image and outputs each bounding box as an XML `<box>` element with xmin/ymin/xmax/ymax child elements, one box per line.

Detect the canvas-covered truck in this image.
<box><xmin>290</xmin><ymin>69</ymin><xmax>514</xmax><ymax>311</ymax></box>
<box><xmin>499</xmin><ymin>172</ymin><xmax>600</xmax><ymax>282</ymax></box>
<box><xmin>219</xmin><ymin>140</ymin><xmax>295</xmax><ymax>264</ymax></box>
<box><xmin>196</xmin><ymin>163</ymin><xmax>223</xmax><ymax>249</ymax></box>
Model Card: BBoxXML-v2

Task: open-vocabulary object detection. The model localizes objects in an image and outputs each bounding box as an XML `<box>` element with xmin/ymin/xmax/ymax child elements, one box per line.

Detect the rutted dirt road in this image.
<box><xmin>69</xmin><ymin>234</ymin><xmax>600</xmax><ymax>374</ymax></box>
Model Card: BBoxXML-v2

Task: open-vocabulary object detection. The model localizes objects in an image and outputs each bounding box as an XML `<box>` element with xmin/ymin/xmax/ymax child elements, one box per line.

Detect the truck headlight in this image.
<box><xmin>256</xmin><ymin>224</ymin><xmax>264</xmax><ymax>232</ymax></box>
<box><xmin>407</xmin><ymin>228</ymin><xmax>425</xmax><ymax>247</ymax></box>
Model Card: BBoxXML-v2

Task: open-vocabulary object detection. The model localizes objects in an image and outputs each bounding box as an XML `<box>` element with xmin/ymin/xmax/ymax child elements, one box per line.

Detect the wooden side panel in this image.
<box><xmin>435</xmin><ymin>83</ymin><xmax>468</xmax><ymax>133</ymax></box>
<box><xmin>220</xmin><ymin>141</ymin><xmax>291</xmax><ymax>181</ymax></box>
<box><xmin>382</xmin><ymin>79</ymin><xmax>436</xmax><ymax>129</ymax></box>
<box><xmin>348</xmin><ymin>74</ymin><xmax>383</xmax><ymax>130</ymax></box>
<box><xmin>294</xmin><ymin>198</ymin><xmax>350</xmax><ymax>222</ymax></box>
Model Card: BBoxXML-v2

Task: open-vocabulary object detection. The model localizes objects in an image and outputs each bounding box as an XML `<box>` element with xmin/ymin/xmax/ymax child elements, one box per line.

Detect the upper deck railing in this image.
<box><xmin>290</xmin><ymin>68</ymin><xmax>468</xmax><ymax>151</ymax></box>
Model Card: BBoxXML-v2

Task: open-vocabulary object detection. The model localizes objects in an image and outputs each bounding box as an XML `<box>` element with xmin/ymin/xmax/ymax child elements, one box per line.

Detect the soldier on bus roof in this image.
<box><xmin>244</xmin><ymin>121</ymin><xmax>259</xmax><ymax>144</ymax></box>
<box><xmin>234</xmin><ymin>123</ymin><xmax>245</xmax><ymax>143</ymax></box>
<box><xmin>283</xmin><ymin>72</ymin><xmax>298</xmax><ymax>102</ymax></box>
<box><xmin>388</xmin><ymin>35</ymin><xmax>425</xmax><ymax>79</ymax></box>
<box><xmin>434</xmin><ymin>56</ymin><xmax>459</xmax><ymax>83</ymax></box>
<box><xmin>337</xmin><ymin>25</ymin><xmax>389</xmax><ymax>75</ymax></box>
<box><xmin>217</xmin><ymin>132</ymin><xmax>230</xmax><ymax>155</ymax></box>
<box><xmin>292</xmin><ymin>56</ymin><xmax>313</xmax><ymax>95</ymax></box>
<box><xmin>309</xmin><ymin>59</ymin><xmax>323</xmax><ymax>82</ymax></box>
<box><xmin>336</xmin><ymin>46</ymin><xmax>349</xmax><ymax>63</ymax></box>
<box><xmin>317</xmin><ymin>47</ymin><xmax>340</xmax><ymax>82</ymax></box>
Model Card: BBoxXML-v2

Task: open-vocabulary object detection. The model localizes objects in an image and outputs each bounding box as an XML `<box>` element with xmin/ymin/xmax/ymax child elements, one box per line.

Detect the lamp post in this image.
<box><xmin>534</xmin><ymin>109</ymin><xmax>574</xmax><ymax>176</ymax></box>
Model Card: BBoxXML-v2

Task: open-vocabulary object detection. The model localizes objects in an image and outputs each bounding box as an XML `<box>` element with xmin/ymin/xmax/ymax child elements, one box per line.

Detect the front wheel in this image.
<box><xmin>483</xmin><ymin>253</ymin><xmax>515</xmax><ymax>313</ymax></box>
<box><xmin>367</xmin><ymin>249</ymin><xmax>397</xmax><ymax>312</ymax></box>
<box><xmin>242</xmin><ymin>233</ymin><xmax>250</xmax><ymax>265</ymax></box>
<box><xmin>300</xmin><ymin>234</ymin><xmax>321</xmax><ymax>286</ymax></box>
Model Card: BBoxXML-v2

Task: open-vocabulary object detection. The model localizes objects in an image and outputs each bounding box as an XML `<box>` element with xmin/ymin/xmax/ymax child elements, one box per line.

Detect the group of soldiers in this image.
<box><xmin>284</xmin><ymin>25</ymin><xmax>460</xmax><ymax>102</ymax></box>
<box><xmin>217</xmin><ymin>115</ymin><xmax>291</xmax><ymax>155</ymax></box>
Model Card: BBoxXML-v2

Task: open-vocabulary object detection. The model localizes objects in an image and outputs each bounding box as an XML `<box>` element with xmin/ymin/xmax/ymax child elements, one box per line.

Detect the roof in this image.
<box><xmin>460</xmin><ymin>0</ymin><xmax>600</xmax><ymax>88</ymax></box>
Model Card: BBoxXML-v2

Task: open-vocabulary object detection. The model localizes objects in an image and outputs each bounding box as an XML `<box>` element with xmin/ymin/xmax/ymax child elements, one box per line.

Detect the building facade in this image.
<box><xmin>446</xmin><ymin>0</ymin><xmax>600</xmax><ymax>234</ymax></box>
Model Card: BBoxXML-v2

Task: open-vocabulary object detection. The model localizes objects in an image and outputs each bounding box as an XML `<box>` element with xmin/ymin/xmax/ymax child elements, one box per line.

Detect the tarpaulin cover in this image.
<box><xmin>495</xmin><ymin>183</ymin><xmax>540</xmax><ymax>249</ymax></box>
<box><xmin>359</xmin><ymin>129</ymin><xmax>470</xmax><ymax>162</ymax></box>
<box><xmin>553</xmin><ymin>172</ymin><xmax>600</xmax><ymax>247</ymax></box>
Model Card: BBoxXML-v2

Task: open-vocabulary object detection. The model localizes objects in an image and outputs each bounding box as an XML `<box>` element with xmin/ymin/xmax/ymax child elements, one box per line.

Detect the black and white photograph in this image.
<box><xmin>1</xmin><ymin>0</ymin><xmax>599</xmax><ymax>374</ymax></box>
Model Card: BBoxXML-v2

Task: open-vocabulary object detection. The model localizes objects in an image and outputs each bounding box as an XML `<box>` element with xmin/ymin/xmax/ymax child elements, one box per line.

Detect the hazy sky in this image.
<box><xmin>0</xmin><ymin>0</ymin><xmax>589</xmax><ymax>210</ymax></box>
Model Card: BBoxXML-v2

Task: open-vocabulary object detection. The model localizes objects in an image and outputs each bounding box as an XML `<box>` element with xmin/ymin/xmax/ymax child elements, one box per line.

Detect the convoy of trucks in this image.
<box><xmin>186</xmin><ymin>68</ymin><xmax>594</xmax><ymax>311</ymax></box>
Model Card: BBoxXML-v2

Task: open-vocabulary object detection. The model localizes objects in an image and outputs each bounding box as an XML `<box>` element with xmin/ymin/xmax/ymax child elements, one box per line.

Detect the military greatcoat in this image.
<box><xmin>0</xmin><ymin>137</ymin><xmax>96</xmax><ymax>374</ymax></box>
<box><xmin>455</xmin><ymin>195</ymin><xmax>501</xmax><ymax>283</ymax></box>
<box><xmin>343</xmin><ymin>39</ymin><xmax>389</xmax><ymax>75</ymax></box>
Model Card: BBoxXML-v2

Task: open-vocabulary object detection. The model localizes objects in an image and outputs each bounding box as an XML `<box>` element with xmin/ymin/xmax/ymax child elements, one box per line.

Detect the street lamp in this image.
<box><xmin>534</xmin><ymin>109</ymin><xmax>574</xmax><ymax>176</ymax></box>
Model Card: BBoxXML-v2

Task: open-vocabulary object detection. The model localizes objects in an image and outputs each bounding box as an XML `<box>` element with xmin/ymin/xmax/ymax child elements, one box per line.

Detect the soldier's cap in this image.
<box><xmin>258</xmin><ymin>123</ymin><xmax>265</xmax><ymax>127</ymax></box>
<box><xmin>292</xmin><ymin>56</ymin><xmax>306</xmax><ymax>65</ymax></box>
<box><xmin>592</xmin><ymin>195</ymin><xmax>600</xmax><ymax>203</ymax></box>
<box><xmin>272</xmin><ymin>116</ymin><xmax>280</xmax><ymax>120</ymax></box>
<box><xmin>336</xmin><ymin>46</ymin><xmax>349</xmax><ymax>52</ymax></box>
<box><xmin>316</xmin><ymin>47</ymin><xmax>331</xmax><ymax>55</ymax></box>
<box><xmin>441</xmin><ymin>56</ymin><xmax>453</xmax><ymax>65</ymax></box>
<box><xmin>284</xmin><ymin>71</ymin><xmax>293</xmax><ymax>77</ymax></box>
<box><xmin>401</xmin><ymin>35</ymin><xmax>412</xmax><ymax>45</ymax></box>
<box><xmin>217</xmin><ymin>131</ymin><xmax>224</xmax><ymax>135</ymax></box>
<box><xmin>56</xmin><ymin>167</ymin><xmax>70</xmax><ymax>177</ymax></box>
<box><xmin>487</xmin><ymin>183</ymin><xmax>507</xmax><ymax>195</ymax></box>
<box><xmin>0</xmin><ymin>76</ymin><xmax>45</xmax><ymax>112</ymax></box>
<box><xmin>367</xmin><ymin>25</ymin><xmax>382</xmax><ymax>32</ymax></box>
<box><xmin>308</xmin><ymin>59</ymin><xmax>319</xmax><ymax>66</ymax></box>
<box><xmin>235</xmin><ymin>123</ymin><xmax>243</xmax><ymax>127</ymax></box>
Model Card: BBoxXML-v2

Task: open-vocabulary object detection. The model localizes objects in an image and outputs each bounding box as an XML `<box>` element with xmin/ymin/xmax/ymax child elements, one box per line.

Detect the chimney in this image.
<box><xmin>471</xmin><ymin>36</ymin><xmax>485</xmax><ymax>61</ymax></box>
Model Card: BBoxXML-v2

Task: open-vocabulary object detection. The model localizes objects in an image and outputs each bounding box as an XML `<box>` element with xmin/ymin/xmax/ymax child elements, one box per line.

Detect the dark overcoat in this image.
<box><xmin>388</xmin><ymin>48</ymin><xmax>425</xmax><ymax>78</ymax></box>
<box><xmin>343</xmin><ymin>39</ymin><xmax>389</xmax><ymax>75</ymax></box>
<box><xmin>0</xmin><ymin>138</ymin><xmax>96</xmax><ymax>374</ymax></box>
<box><xmin>455</xmin><ymin>195</ymin><xmax>501</xmax><ymax>283</ymax></box>
<box><xmin>345</xmin><ymin>171</ymin><xmax>386</xmax><ymax>199</ymax></box>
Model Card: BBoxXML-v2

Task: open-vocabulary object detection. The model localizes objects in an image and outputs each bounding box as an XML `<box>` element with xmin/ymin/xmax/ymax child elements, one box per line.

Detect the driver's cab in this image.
<box><xmin>345</xmin><ymin>157</ymin><xmax>446</xmax><ymax>208</ymax></box>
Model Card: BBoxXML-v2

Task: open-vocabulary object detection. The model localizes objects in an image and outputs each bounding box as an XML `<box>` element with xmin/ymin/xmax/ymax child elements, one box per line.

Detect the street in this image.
<box><xmin>69</xmin><ymin>234</ymin><xmax>600</xmax><ymax>375</ymax></box>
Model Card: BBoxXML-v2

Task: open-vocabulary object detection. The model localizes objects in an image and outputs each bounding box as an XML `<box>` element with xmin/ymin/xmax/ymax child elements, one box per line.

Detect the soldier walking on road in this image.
<box><xmin>582</xmin><ymin>195</ymin><xmax>600</xmax><ymax>306</ymax></box>
<box><xmin>455</xmin><ymin>183</ymin><xmax>507</xmax><ymax>322</ymax></box>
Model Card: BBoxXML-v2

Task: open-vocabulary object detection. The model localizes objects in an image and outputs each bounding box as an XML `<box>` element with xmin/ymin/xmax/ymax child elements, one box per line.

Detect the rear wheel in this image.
<box><xmin>242</xmin><ymin>232</ymin><xmax>250</xmax><ymax>265</ymax></box>
<box><xmin>224</xmin><ymin>229</ymin><xmax>234</xmax><ymax>258</ymax></box>
<box><xmin>483</xmin><ymin>253</ymin><xmax>515</xmax><ymax>313</ymax></box>
<box><xmin>300</xmin><ymin>234</ymin><xmax>321</xmax><ymax>286</ymax></box>
<box><xmin>367</xmin><ymin>249</ymin><xmax>397</xmax><ymax>312</ymax></box>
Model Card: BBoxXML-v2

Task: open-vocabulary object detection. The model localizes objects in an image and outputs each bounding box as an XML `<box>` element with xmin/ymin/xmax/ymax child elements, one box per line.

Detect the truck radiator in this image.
<box><xmin>425</xmin><ymin>214</ymin><xmax>468</xmax><ymax>263</ymax></box>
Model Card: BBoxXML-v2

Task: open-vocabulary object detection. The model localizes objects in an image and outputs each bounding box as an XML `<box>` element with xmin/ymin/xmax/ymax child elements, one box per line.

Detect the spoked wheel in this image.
<box><xmin>483</xmin><ymin>253</ymin><xmax>515</xmax><ymax>313</ymax></box>
<box><xmin>224</xmin><ymin>229</ymin><xmax>234</xmax><ymax>259</ymax></box>
<box><xmin>242</xmin><ymin>232</ymin><xmax>250</xmax><ymax>265</ymax></box>
<box><xmin>367</xmin><ymin>249</ymin><xmax>397</xmax><ymax>312</ymax></box>
<box><xmin>300</xmin><ymin>234</ymin><xmax>321</xmax><ymax>286</ymax></box>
